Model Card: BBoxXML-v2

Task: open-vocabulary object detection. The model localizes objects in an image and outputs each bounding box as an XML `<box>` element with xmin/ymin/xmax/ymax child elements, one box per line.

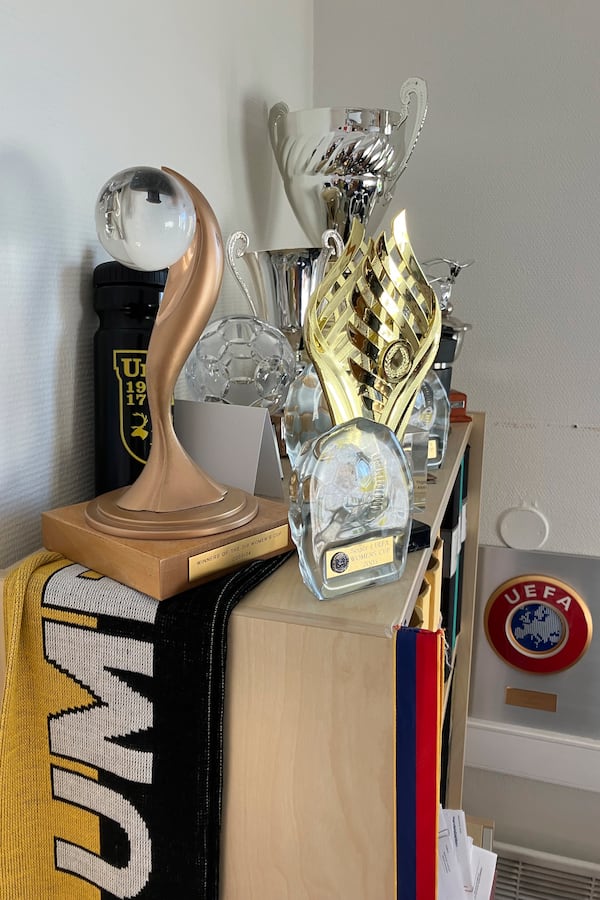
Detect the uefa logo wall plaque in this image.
<box><xmin>484</xmin><ymin>575</ymin><xmax>593</xmax><ymax>674</ymax></box>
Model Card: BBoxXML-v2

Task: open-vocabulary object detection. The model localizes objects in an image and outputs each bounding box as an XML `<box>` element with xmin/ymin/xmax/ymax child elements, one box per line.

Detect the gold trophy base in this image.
<box><xmin>85</xmin><ymin>486</ymin><xmax>259</xmax><ymax>539</ymax></box>
<box><xmin>42</xmin><ymin>495</ymin><xmax>293</xmax><ymax>601</ymax></box>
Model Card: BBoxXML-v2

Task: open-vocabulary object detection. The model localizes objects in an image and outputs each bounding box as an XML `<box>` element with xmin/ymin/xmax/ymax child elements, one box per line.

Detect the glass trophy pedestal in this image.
<box><xmin>282</xmin><ymin>361</ymin><xmax>332</xmax><ymax>469</ymax></box>
<box><xmin>402</xmin><ymin>426</ymin><xmax>429</xmax><ymax>511</ymax></box>
<box><xmin>409</xmin><ymin>370</ymin><xmax>450</xmax><ymax>470</ymax></box>
<box><xmin>288</xmin><ymin>417</ymin><xmax>414</xmax><ymax>600</ymax></box>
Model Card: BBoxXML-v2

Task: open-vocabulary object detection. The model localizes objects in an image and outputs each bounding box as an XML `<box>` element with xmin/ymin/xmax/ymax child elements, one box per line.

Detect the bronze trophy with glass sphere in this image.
<box><xmin>42</xmin><ymin>166</ymin><xmax>292</xmax><ymax>599</ymax></box>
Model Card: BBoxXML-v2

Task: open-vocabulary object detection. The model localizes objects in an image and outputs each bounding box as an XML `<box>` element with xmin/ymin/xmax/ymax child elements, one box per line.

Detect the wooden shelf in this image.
<box><xmin>219</xmin><ymin>413</ymin><xmax>485</xmax><ymax>896</ymax></box>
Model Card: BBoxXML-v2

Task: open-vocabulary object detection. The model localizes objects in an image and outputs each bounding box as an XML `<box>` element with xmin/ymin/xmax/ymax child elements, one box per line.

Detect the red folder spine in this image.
<box><xmin>395</xmin><ymin>627</ymin><xmax>442</xmax><ymax>900</ymax></box>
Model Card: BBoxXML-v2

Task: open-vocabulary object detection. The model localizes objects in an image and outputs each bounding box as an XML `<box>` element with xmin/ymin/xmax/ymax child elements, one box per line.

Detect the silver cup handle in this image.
<box><xmin>268</xmin><ymin>101</ymin><xmax>290</xmax><ymax>181</ymax></box>
<box><xmin>225</xmin><ymin>230</ymin><xmax>258</xmax><ymax>317</ymax></box>
<box><xmin>321</xmin><ymin>228</ymin><xmax>344</xmax><ymax>260</ymax></box>
<box><xmin>314</xmin><ymin>229</ymin><xmax>345</xmax><ymax>286</ymax></box>
<box><xmin>383</xmin><ymin>77</ymin><xmax>429</xmax><ymax>205</ymax></box>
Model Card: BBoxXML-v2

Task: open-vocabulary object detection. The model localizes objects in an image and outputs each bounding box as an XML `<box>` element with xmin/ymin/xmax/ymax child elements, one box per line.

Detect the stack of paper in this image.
<box><xmin>438</xmin><ymin>808</ymin><xmax>497</xmax><ymax>899</ymax></box>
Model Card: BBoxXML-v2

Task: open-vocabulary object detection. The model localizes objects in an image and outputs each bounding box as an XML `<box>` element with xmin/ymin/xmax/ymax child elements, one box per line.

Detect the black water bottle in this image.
<box><xmin>93</xmin><ymin>262</ymin><xmax>168</xmax><ymax>494</ymax></box>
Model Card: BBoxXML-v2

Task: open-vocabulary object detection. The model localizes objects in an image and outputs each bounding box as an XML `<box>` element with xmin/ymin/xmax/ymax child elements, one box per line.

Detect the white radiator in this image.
<box><xmin>494</xmin><ymin>842</ymin><xmax>600</xmax><ymax>900</ymax></box>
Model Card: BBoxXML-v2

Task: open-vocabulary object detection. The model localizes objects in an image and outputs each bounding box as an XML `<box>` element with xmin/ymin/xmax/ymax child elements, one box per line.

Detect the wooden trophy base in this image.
<box><xmin>42</xmin><ymin>495</ymin><xmax>293</xmax><ymax>601</ymax></box>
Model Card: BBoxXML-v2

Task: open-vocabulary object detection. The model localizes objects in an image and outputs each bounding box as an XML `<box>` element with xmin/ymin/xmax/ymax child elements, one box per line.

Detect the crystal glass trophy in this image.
<box><xmin>288</xmin><ymin>418</ymin><xmax>413</xmax><ymax>600</ymax></box>
<box><xmin>282</xmin><ymin>362</ymin><xmax>332</xmax><ymax>469</ymax></box>
<box><xmin>409</xmin><ymin>370</ymin><xmax>450</xmax><ymax>469</ymax></box>
<box><xmin>289</xmin><ymin>211</ymin><xmax>441</xmax><ymax>599</ymax></box>
<box><xmin>269</xmin><ymin>78</ymin><xmax>428</xmax><ymax>245</ymax></box>
<box><xmin>184</xmin><ymin>314</ymin><xmax>296</xmax><ymax>414</ymax></box>
<box><xmin>401</xmin><ymin>426</ymin><xmax>429</xmax><ymax>511</ymax></box>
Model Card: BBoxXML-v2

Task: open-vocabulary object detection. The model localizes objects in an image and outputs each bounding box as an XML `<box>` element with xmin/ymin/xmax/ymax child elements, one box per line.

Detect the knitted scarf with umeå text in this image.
<box><xmin>0</xmin><ymin>550</ymin><xmax>291</xmax><ymax>899</ymax></box>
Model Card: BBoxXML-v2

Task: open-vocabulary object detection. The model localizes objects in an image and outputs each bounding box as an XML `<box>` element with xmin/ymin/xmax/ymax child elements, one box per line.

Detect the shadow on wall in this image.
<box><xmin>51</xmin><ymin>252</ymin><xmax>96</xmax><ymax>507</ymax></box>
<box><xmin>0</xmin><ymin>149</ymin><xmax>95</xmax><ymax>566</ymax></box>
<box><xmin>238</xmin><ymin>93</ymin><xmax>281</xmax><ymax>250</ymax></box>
<box><xmin>0</xmin><ymin>148</ymin><xmax>61</xmax><ymax>565</ymax></box>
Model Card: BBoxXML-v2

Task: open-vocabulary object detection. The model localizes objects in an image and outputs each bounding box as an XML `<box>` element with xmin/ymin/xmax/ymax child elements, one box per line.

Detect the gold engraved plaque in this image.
<box><xmin>505</xmin><ymin>687</ymin><xmax>558</xmax><ymax>713</ymax></box>
<box><xmin>428</xmin><ymin>437</ymin><xmax>439</xmax><ymax>460</ymax></box>
<box><xmin>325</xmin><ymin>536</ymin><xmax>395</xmax><ymax>579</ymax></box>
<box><xmin>189</xmin><ymin>524</ymin><xmax>290</xmax><ymax>582</ymax></box>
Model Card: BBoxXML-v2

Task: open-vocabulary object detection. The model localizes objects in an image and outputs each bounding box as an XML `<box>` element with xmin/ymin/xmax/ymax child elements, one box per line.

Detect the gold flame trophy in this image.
<box><xmin>288</xmin><ymin>212</ymin><xmax>441</xmax><ymax>599</ymax></box>
<box><xmin>42</xmin><ymin>167</ymin><xmax>292</xmax><ymax>599</ymax></box>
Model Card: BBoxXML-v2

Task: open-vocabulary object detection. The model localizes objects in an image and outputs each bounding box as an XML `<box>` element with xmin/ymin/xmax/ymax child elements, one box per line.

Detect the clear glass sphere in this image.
<box><xmin>184</xmin><ymin>315</ymin><xmax>296</xmax><ymax>414</ymax></box>
<box><xmin>95</xmin><ymin>166</ymin><xmax>196</xmax><ymax>270</ymax></box>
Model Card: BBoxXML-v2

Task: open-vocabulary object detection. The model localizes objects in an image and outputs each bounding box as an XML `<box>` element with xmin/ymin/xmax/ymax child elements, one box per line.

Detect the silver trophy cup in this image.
<box><xmin>268</xmin><ymin>77</ymin><xmax>427</xmax><ymax>246</ymax></box>
<box><xmin>226</xmin><ymin>229</ymin><xmax>343</xmax><ymax>355</ymax></box>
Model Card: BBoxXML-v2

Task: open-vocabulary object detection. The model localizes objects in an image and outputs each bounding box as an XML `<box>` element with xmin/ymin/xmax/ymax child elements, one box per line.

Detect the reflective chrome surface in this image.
<box><xmin>423</xmin><ymin>256</ymin><xmax>474</xmax><ymax>359</ymax></box>
<box><xmin>269</xmin><ymin>78</ymin><xmax>427</xmax><ymax>245</ymax></box>
<box><xmin>226</xmin><ymin>229</ymin><xmax>343</xmax><ymax>353</ymax></box>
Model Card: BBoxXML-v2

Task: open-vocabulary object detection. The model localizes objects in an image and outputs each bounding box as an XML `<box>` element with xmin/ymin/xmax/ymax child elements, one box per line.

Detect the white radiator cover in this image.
<box><xmin>494</xmin><ymin>842</ymin><xmax>600</xmax><ymax>900</ymax></box>
<box><xmin>466</xmin><ymin>718</ymin><xmax>600</xmax><ymax>794</ymax></box>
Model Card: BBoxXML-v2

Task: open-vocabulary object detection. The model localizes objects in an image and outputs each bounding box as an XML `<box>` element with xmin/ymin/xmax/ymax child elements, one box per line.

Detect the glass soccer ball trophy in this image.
<box><xmin>184</xmin><ymin>315</ymin><xmax>296</xmax><ymax>414</ymax></box>
<box><xmin>86</xmin><ymin>166</ymin><xmax>259</xmax><ymax>538</ymax></box>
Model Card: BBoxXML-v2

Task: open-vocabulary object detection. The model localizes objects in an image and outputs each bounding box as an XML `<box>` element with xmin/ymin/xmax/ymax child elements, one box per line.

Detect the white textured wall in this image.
<box><xmin>314</xmin><ymin>0</ymin><xmax>600</xmax><ymax>556</ymax></box>
<box><xmin>0</xmin><ymin>0</ymin><xmax>312</xmax><ymax>568</ymax></box>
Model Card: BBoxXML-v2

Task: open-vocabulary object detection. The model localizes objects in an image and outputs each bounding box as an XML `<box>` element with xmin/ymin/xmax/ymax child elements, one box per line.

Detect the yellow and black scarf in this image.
<box><xmin>0</xmin><ymin>550</ymin><xmax>290</xmax><ymax>899</ymax></box>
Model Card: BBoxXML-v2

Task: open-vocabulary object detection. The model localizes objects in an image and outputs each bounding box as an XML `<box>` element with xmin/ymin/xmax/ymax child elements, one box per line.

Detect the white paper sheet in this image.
<box><xmin>444</xmin><ymin>808</ymin><xmax>474</xmax><ymax>892</ymax></box>
<box><xmin>470</xmin><ymin>845</ymin><xmax>497</xmax><ymax>900</ymax></box>
<box><xmin>438</xmin><ymin>808</ymin><xmax>497</xmax><ymax>900</ymax></box>
<box><xmin>174</xmin><ymin>399</ymin><xmax>284</xmax><ymax>499</ymax></box>
<box><xmin>438</xmin><ymin>811</ymin><xmax>468</xmax><ymax>900</ymax></box>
